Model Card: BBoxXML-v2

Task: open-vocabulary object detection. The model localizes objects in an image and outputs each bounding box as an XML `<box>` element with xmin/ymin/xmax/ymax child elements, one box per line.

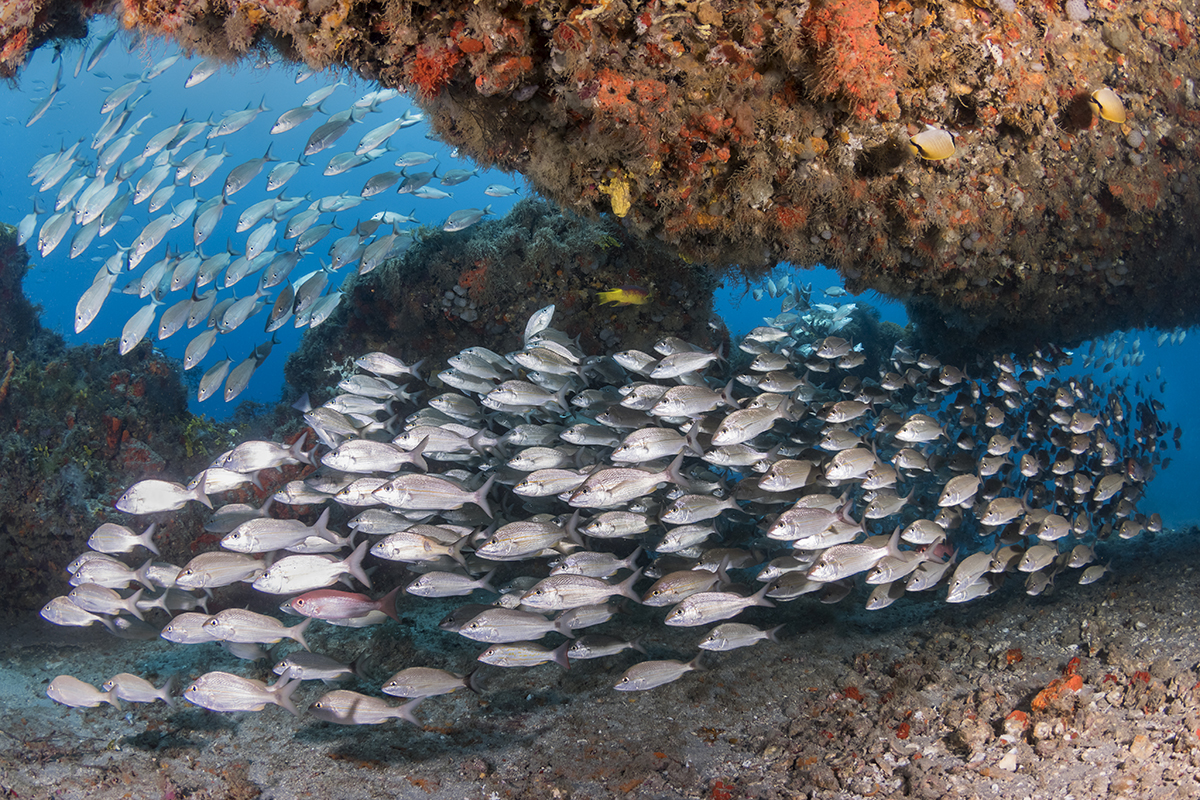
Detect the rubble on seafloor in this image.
<box><xmin>4</xmin><ymin>0</ymin><xmax>1200</xmax><ymax>350</ymax></box>
<box><xmin>0</xmin><ymin>225</ymin><xmax>234</xmax><ymax>612</ymax></box>
<box><xmin>284</xmin><ymin>197</ymin><xmax>724</xmax><ymax>404</ymax></box>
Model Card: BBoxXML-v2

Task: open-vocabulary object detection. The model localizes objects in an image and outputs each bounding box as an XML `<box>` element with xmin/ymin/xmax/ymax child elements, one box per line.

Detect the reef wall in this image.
<box><xmin>3</xmin><ymin>0</ymin><xmax>1199</xmax><ymax>348</ymax></box>
<box><xmin>0</xmin><ymin>225</ymin><xmax>232</xmax><ymax>612</ymax></box>
<box><xmin>285</xmin><ymin>197</ymin><xmax>723</xmax><ymax>401</ymax></box>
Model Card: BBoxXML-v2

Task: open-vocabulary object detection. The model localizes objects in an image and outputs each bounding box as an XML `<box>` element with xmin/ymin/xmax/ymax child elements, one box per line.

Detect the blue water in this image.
<box><xmin>1</xmin><ymin>27</ymin><xmax>1196</xmax><ymax>529</ymax></box>
<box><xmin>1</xmin><ymin>30</ymin><xmax>521</xmax><ymax>411</ymax></box>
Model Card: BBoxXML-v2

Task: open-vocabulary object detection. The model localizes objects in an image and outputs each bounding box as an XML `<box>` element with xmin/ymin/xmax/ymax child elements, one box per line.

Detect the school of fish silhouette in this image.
<box><xmin>19</xmin><ymin>36</ymin><xmax>509</xmax><ymax>406</ymax></box>
<box><xmin>41</xmin><ymin>296</ymin><xmax>1176</xmax><ymax>722</ymax></box>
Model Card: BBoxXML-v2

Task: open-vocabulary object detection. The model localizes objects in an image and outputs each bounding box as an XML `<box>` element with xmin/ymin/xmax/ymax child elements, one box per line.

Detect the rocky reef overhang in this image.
<box><xmin>3</xmin><ymin>0</ymin><xmax>1198</xmax><ymax>353</ymax></box>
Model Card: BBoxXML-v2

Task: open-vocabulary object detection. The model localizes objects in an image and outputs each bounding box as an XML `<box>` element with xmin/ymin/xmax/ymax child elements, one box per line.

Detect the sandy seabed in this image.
<box><xmin>2</xmin><ymin>529</ymin><xmax>1198</xmax><ymax>800</ymax></box>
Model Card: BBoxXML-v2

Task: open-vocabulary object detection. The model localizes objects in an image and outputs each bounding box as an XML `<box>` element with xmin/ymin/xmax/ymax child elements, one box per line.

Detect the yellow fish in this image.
<box><xmin>598</xmin><ymin>285</ymin><xmax>651</xmax><ymax>306</ymax></box>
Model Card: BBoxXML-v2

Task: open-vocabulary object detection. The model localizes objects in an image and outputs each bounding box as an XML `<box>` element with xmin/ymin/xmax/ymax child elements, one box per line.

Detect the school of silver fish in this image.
<box><xmin>41</xmin><ymin>289</ymin><xmax>1178</xmax><ymax>722</ymax></box>
<box><xmin>17</xmin><ymin>28</ymin><xmax>513</xmax><ymax>403</ymax></box>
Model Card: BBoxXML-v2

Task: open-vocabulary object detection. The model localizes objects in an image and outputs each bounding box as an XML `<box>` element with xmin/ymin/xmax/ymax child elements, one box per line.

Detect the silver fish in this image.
<box><xmin>174</xmin><ymin>552</ymin><xmax>263</xmax><ymax>590</ymax></box>
<box><xmin>101</xmin><ymin>673</ymin><xmax>175</xmax><ymax>706</ymax></box>
<box><xmin>184</xmin><ymin>671</ymin><xmax>299</xmax><ymax>715</ymax></box>
<box><xmin>443</xmin><ymin>205</ymin><xmax>493</xmax><ymax>232</ymax></box>
<box><xmin>198</xmin><ymin>359</ymin><xmax>232</xmax><ymax>402</ymax></box>
<box><xmin>209</xmin><ymin>97</ymin><xmax>270</xmax><ymax>139</ymax></box>
<box><xmin>116</xmin><ymin>478</ymin><xmax>210</xmax><ymax>514</ymax></box>
<box><xmin>457</xmin><ymin>608</ymin><xmax>572</xmax><ymax>643</ymax></box>
<box><xmin>204</xmin><ymin>608</ymin><xmax>311</xmax><ymax>650</ymax></box>
<box><xmin>698</xmin><ymin>623</ymin><xmax>782</xmax><ymax>652</ymax></box>
<box><xmin>519</xmin><ymin>571</ymin><xmax>642</xmax><ymax>611</ymax></box>
<box><xmin>48</xmin><ymin>675</ymin><xmax>121</xmax><ymax>709</ymax></box>
<box><xmin>373</xmin><ymin>474</ymin><xmax>494</xmax><ymax>517</ymax></box>
<box><xmin>381</xmin><ymin>667</ymin><xmax>477</xmax><ymax>699</ymax></box>
<box><xmin>266</xmin><ymin>160</ymin><xmax>302</xmax><ymax>190</ymax></box>
<box><xmin>87</xmin><ymin>522</ymin><xmax>159</xmax><ymax>556</ymax></box>
<box><xmin>74</xmin><ymin>268</ymin><xmax>118</xmax><ymax>333</ymax></box>
<box><xmin>308</xmin><ymin>690</ymin><xmax>422</xmax><ymax>726</ymax></box>
<box><xmin>271</xmin><ymin>102</ymin><xmax>324</xmax><ymax>135</ymax></box>
<box><xmin>100</xmin><ymin>76</ymin><xmax>143</xmax><ymax>115</ymax></box>
<box><xmin>251</xmin><ymin>541</ymin><xmax>372</xmax><ymax>594</ymax></box>
<box><xmin>37</xmin><ymin>211</ymin><xmax>73</xmax><ymax>256</ymax></box>
<box><xmin>614</xmin><ymin>656</ymin><xmax>702</xmax><ymax>691</ymax></box>
<box><xmin>118</xmin><ymin>299</ymin><xmax>161</xmax><ymax>355</ymax></box>
<box><xmin>185</xmin><ymin>59</ymin><xmax>219</xmax><ymax>87</ymax></box>
<box><xmin>477</xmin><ymin>641</ymin><xmax>571</xmax><ymax>669</ymax></box>
<box><xmin>67</xmin><ymin>583</ymin><xmax>145</xmax><ymax>619</ymax></box>
<box><xmin>273</xmin><ymin>651</ymin><xmax>355</xmax><ymax>683</ymax></box>
<box><xmin>303</xmin><ymin>106</ymin><xmax>366</xmax><ymax>157</ymax></box>
<box><xmin>223</xmin><ymin>144</ymin><xmax>276</xmax><ymax>197</ymax></box>
<box><xmin>664</xmin><ymin>585</ymin><xmax>773</xmax><ymax>626</ymax></box>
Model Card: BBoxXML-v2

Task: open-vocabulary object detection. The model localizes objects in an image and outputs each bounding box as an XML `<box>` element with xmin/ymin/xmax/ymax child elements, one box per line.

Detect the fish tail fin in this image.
<box><xmin>450</xmin><ymin>534</ymin><xmax>471</xmax><ymax>570</ymax></box>
<box><xmin>751</xmin><ymin>583</ymin><xmax>775</xmax><ymax>608</ymax></box>
<box><xmin>664</xmin><ymin>452</ymin><xmax>691</xmax><ymax>492</ymax></box>
<box><xmin>624</xmin><ymin>545</ymin><xmax>643</xmax><ymax>572</ymax></box>
<box><xmin>616</xmin><ymin>568</ymin><xmax>643</xmax><ymax>603</ymax></box>
<box><xmin>291</xmin><ymin>617</ymin><xmax>313</xmax><ymax>651</ymax></box>
<box><xmin>721</xmin><ymin>379</ymin><xmax>739</xmax><ymax>409</ymax></box>
<box><xmin>466</xmin><ymin>430</ymin><xmax>490</xmax><ymax>458</ymax></box>
<box><xmin>564</xmin><ymin>509</ymin><xmax>583</xmax><ymax>546</ymax></box>
<box><xmin>684</xmin><ymin>420</ymin><xmax>704</xmax><ymax>457</ymax></box>
<box><xmin>312</xmin><ymin>507</ymin><xmax>337</xmax><ymax>544</ymax></box>
<box><xmin>193</xmin><ymin>482</ymin><xmax>212</xmax><ymax>509</ymax></box>
<box><xmin>886</xmin><ymin>525</ymin><xmax>903</xmax><ymax>560</ymax></box>
<box><xmin>477</xmin><ymin>567</ymin><xmax>498</xmax><ymax>595</ymax></box>
<box><xmin>140</xmin><ymin>522</ymin><xmax>160</xmax><ymax>556</ymax></box>
<box><xmin>290</xmin><ymin>431</ymin><xmax>313</xmax><ymax>465</ymax></box>
<box><xmin>134</xmin><ymin>558</ymin><xmax>156</xmax><ymax>591</ymax></box>
<box><xmin>346</xmin><ymin>540</ymin><xmax>372</xmax><ymax>589</ymax></box>
<box><xmin>473</xmin><ymin>475</ymin><xmax>495</xmax><ymax>519</ymax></box>
<box><xmin>376</xmin><ymin>412</ymin><xmax>401</xmax><ymax>437</ymax></box>
<box><xmin>399</xmin><ymin>697</ymin><xmax>423</xmax><ymax>727</ymax></box>
<box><xmin>376</xmin><ymin>585</ymin><xmax>405</xmax><ymax>623</ymax></box>
<box><xmin>553</xmin><ymin>616</ymin><xmax>576</xmax><ymax>640</ymax></box>
<box><xmin>407</xmin><ymin>436</ymin><xmax>429</xmax><ymax>472</ymax></box>
<box><xmin>408</xmin><ymin>358</ymin><xmax>426</xmax><ymax>383</ymax></box>
<box><xmin>127</xmin><ymin>587</ymin><xmax>145</xmax><ymax>621</ymax></box>
<box><xmin>551</xmin><ymin>640</ymin><xmax>572</xmax><ymax>669</ymax></box>
<box><xmin>275</xmin><ymin>678</ymin><xmax>301</xmax><ymax>716</ymax></box>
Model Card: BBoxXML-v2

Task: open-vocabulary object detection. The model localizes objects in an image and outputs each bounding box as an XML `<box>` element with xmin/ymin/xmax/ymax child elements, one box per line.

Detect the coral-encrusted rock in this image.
<box><xmin>284</xmin><ymin>197</ymin><xmax>722</xmax><ymax>405</ymax></box>
<box><xmin>0</xmin><ymin>330</ymin><xmax>213</xmax><ymax>612</ymax></box>
<box><xmin>0</xmin><ymin>225</ymin><xmax>40</xmax><ymax>356</ymax></box>
<box><xmin>950</xmin><ymin>716</ymin><xmax>993</xmax><ymax>756</ymax></box>
<box><xmin>5</xmin><ymin>3</ymin><xmax>1200</xmax><ymax>350</ymax></box>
